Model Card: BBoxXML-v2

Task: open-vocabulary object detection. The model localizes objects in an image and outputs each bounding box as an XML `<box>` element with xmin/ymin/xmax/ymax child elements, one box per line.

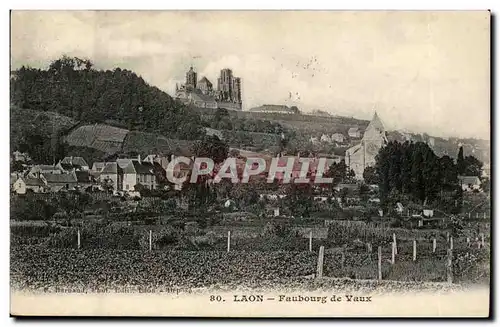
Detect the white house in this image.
<box><xmin>331</xmin><ymin>133</ymin><xmax>345</xmax><ymax>143</ymax></box>
<box><xmin>396</xmin><ymin>202</ymin><xmax>404</xmax><ymax>214</ymax></box>
<box><xmin>423</xmin><ymin>209</ymin><xmax>434</xmax><ymax>218</ymax></box>
<box><xmin>458</xmin><ymin>176</ymin><xmax>482</xmax><ymax>192</ymax></box>
<box><xmin>13</xmin><ymin>177</ymin><xmax>46</xmax><ymax>194</ymax></box>
<box><xmin>310</xmin><ymin>136</ymin><xmax>320</xmax><ymax>145</ymax></box>
<box><xmin>348</xmin><ymin>127</ymin><xmax>361</xmax><ymax>138</ymax></box>
<box><xmin>320</xmin><ymin>134</ymin><xmax>332</xmax><ymax>143</ymax></box>
<box><xmin>118</xmin><ymin>158</ymin><xmax>159</xmax><ymax>191</ymax></box>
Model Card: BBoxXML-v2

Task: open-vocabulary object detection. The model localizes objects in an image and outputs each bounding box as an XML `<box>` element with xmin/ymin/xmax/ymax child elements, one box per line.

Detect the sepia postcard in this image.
<box><xmin>9</xmin><ymin>10</ymin><xmax>491</xmax><ymax>317</ymax></box>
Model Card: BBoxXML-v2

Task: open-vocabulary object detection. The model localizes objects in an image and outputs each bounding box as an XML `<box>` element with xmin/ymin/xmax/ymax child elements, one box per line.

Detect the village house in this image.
<box><xmin>309</xmin><ymin>136</ymin><xmax>320</xmax><ymax>145</ymax></box>
<box><xmin>12</xmin><ymin>151</ymin><xmax>31</xmax><ymax>163</ymax></box>
<box><xmin>99</xmin><ymin>156</ymin><xmax>163</xmax><ymax>192</ymax></box>
<box><xmin>57</xmin><ymin>156</ymin><xmax>90</xmax><ymax>172</ymax></box>
<box><xmin>91</xmin><ymin>162</ymin><xmax>106</xmax><ymax>173</ymax></box>
<box><xmin>458</xmin><ymin>176</ymin><xmax>482</xmax><ymax>192</ymax></box>
<box><xmin>99</xmin><ymin>162</ymin><xmax>122</xmax><ymax>192</ymax></box>
<box><xmin>74</xmin><ymin>170</ymin><xmax>98</xmax><ymax>191</ymax></box>
<box><xmin>12</xmin><ymin>176</ymin><xmax>46</xmax><ymax>194</ymax></box>
<box><xmin>331</xmin><ymin>133</ymin><xmax>345</xmax><ymax>144</ymax></box>
<box><xmin>348</xmin><ymin>127</ymin><xmax>361</xmax><ymax>139</ymax></box>
<box><xmin>320</xmin><ymin>134</ymin><xmax>332</xmax><ymax>143</ymax></box>
<box><xmin>42</xmin><ymin>172</ymin><xmax>78</xmax><ymax>192</ymax></box>
<box><xmin>28</xmin><ymin>164</ymin><xmax>62</xmax><ymax>177</ymax></box>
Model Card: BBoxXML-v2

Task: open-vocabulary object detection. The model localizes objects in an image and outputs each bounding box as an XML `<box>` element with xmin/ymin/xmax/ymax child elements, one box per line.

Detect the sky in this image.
<box><xmin>10</xmin><ymin>11</ymin><xmax>490</xmax><ymax>139</ymax></box>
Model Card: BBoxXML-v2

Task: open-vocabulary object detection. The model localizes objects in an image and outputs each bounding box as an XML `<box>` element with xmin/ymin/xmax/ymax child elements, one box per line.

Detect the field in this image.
<box><xmin>10</xmin><ymin>213</ymin><xmax>490</xmax><ymax>293</ymax></box>
<box><xmin>64</xmin><ymin>124</ymin><xmax>129</xmax><ymax>154</ymax></box>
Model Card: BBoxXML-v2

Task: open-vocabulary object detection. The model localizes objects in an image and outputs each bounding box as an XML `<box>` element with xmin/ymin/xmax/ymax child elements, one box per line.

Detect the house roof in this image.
<box><xmin>22</xmin><ymin>177</ymin><xmax>46</xmax><ymax>187</ymax></box>
<box><xmin>133</xmin><ymin>161</ymin><xmax>156</xmax><ymax>175</ymax></box>
<box><xmin>346</xmin><ymin>143</ymin><xmax>362</xmax><ymax>156</ymax></box>
<box><xmin>92</xmin><ymin>162</ymin><xmax>106</xmax><ymax>171</ymax></box>
<box><xmin>348</xmin><ymin>127</ymin><xmax>360</xmax><ymax>133</ymax></box>
<box><xmin>101</xmin><ymin>162</ymin><xmax>119</xmax><ymax>174</ymax></box>
<box><xmin>43</xmin><ymin>173</ymin><xmax>77</xmax><ymax>184</ymax></box>
<box><xmin>30</xmin><ymin>165</ymin><xmax>60</xmax><ymax>173</ymax></box>
<box><xmin>458</xmin><ymin>176</ymin><xmax>481</xmax><ymax>185</ymax></box>
<box><xmin>60</xmin><ymin>156</ymin><xmax>88</xmax><ymax>167</ymax></box>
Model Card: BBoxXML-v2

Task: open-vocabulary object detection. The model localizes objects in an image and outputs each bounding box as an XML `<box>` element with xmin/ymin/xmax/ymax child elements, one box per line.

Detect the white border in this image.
<box><xmin>2</xmin><ymin>1</ymin><xmax>497</xmax><ymax>326</ymax></box>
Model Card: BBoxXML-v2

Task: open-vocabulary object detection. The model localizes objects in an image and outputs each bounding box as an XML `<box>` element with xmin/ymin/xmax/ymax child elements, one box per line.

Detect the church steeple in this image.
<box><xmin>368</xmin><ymin>111</ymin><xmax>385</xmax><ymax>133</ymax></box>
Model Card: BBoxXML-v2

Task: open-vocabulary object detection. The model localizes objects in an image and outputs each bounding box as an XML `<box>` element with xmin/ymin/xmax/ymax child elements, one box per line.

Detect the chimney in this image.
<box><xmin>137</xmin><ymin>154</ymin><xmax>141</xmax><ymax>164</ymax></box>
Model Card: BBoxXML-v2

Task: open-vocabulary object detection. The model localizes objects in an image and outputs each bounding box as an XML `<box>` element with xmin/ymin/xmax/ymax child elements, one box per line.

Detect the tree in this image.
<box><xmin>463</xmin><ymin>155</ymin><xmax>483</xmax><ymax>177</ymax></box>
<box><xmin>339</xmin><ymin>187</ymin><xmax>349</xmax><ymax>206</ymax></box>
<box><xmin>362</xmin><ymin>166</ymin><xmax>379</xmax><ymax>185</ymax></box>
<box><xmin>457</xmin><ymin>146</ymin><xmax>465</xmax><ymax>175</ymax></box>
<box><xmin>358</xmin><ymin>183</ymin><xmax>370</xmax><ymax>203</ymax></box>
<box><xmin>191</xmin><ymin>135</ymin><xmax>229</xmax><ymax>164</ymax></box>
<box><xmin>285</xmin><ymin>183</ymin><xmax>313</xmax><ymax>218</ymax></box>
<box><xmin>100</xmin><ymin>177</ymin><xmax>114</xmax><ymax>194</ymax></box>
<box><xmin>375</xmin><ymin>141</ymin><xmax>461</xmax><ymax>212</ymax></box>
<box><xmin>326</xmin><ymin>160</ymin><xmax>347</xmax><ymax>186</ymax></box>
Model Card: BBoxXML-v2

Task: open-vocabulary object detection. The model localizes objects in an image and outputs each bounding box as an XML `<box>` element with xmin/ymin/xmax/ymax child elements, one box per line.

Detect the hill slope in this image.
<box><xmin>10</xmin><ymin>56</ymin><xmax>204</xmax><ymax>141</ymax></box>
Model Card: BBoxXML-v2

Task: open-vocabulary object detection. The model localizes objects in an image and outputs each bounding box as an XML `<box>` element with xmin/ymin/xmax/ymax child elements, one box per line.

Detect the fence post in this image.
<box><xmin>377</xmin><ymin>246</ymin><xmax>382</xmax><ymax>281</ymax></box>
<box><xmin>450</xmin><ymin>236</ymin><xmax>453</xmax><ymax>250</ymax></box>
<box><xmin>466</xmin><ymin>237</ymin><xmax>470</xmax><ymax>247</ymax></box>
<box><xmin>391</xmin><ymin>241</ymin><xmax>396</xmax><ymax>265</ymax></box>
<box><xmin>77</xmin><ymin>229</ymin><xmax>81</xmax><ymax>250</ymax></box>
<box><xmin>393</xmin><ymin>233</ymin><xmax>398</xmax><ymax>255</ymax></box>
<box><xmin>481</xmin><ymin>234</ymin><xmax>485</xmax><ymax>248</ymax></box>
<box><xmin>413</xmin><ymin>239</ymin><xmax>417</xmax><ymax>261</ymax></box>
<box><xmin>309</xmin><ymin>230</ymin><xmax>313</xmax><ymax>252</ymax></box>
<box><xmin>446</xmin><ymin>248</ymin><xmax>453</xmax><ymax>284</ymax></box>
<box><xmin>367</xmin><ymin>242</ymin><xmax>372</xmax><ymax>253</ymax></box>
<box><xmin>469</xmin><ymin>212</ymin><xmax>471</xmax><ymax>219</ymax></box>
<box><xmin>432</xmin><ymin>238</ymin><xmax>437</xmax><ymax>253</ymax></box>
<box><xmin>446</xmin><ymin>232</ymin><xmax>450</xmax><ymax>243</ymax></box>
<box><xmin>316</xmin><ymin>246</ymin><xmax>325</xmax><ymax>279</ymax></box>
<box><xmin>149</xmin><ymin>230</ymin><xmax>152</xmax><ymax>251</ymax></box>
<box><xmin>341</xmin><ymin>246</ymin><xmax>346</xmax><ymax>270</ymax></box>
<box><xmin>227</xmin><ymin>231</ymin><xmax>231</xmax><ymax>252</ymax></box>
<box><xmin>484</xmin><ymin>212</ymin><xmax>486</xmax><ymax>220</ymax></box>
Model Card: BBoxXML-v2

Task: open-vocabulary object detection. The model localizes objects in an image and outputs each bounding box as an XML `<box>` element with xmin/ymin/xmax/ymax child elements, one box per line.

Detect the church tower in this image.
<box><xmin>186</xmin><ymin>66</ymin><xmax>197</xmax><ymax>89</ymax></box>
<box><xmin>345</xmin><ymin>111</ymin><xmax>387</xmax><ymax>180</ymax></box>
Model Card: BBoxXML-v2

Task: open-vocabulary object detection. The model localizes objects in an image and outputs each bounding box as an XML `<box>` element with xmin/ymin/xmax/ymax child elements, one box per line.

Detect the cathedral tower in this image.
<box><xmin>186</xmin><ymin>66</ymin><xmax>197</xmax><ymax>89</ymax></box>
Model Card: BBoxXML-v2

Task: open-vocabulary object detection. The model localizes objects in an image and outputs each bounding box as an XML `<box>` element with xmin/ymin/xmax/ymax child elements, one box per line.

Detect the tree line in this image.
<box><xmin>373</xmin><ymin>141</ymin><xmax>484</xmax><ymax>214</ymax></box>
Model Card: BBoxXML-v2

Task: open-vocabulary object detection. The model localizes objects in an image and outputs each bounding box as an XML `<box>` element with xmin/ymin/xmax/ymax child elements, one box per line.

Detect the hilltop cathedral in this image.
<box><xmin>175</xmin><ymin>66</ymin><xmax>242</xmax><ymax>111</ymax></box>
<box><xmin>345</xmin><ymin>112</ymin><xmax>388</xmax><ymax>180</ymax></box>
